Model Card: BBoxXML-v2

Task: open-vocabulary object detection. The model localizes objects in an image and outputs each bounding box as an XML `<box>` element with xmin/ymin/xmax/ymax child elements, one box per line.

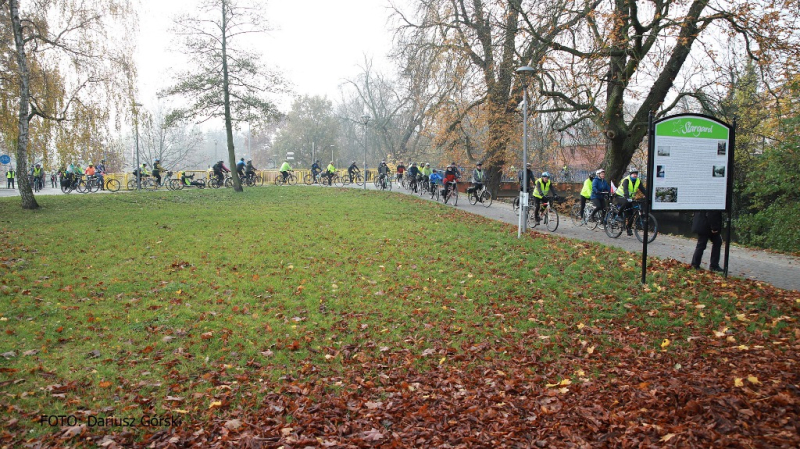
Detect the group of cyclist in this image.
<box><xmin>518</xmin><ymin>163</ymin><xmax>561</xmax><ymax>224</ymax></box>
<box><xmin>579</xmin><ymin>167</ymin><xmax>647</xmax><ymax>235</ymax></box>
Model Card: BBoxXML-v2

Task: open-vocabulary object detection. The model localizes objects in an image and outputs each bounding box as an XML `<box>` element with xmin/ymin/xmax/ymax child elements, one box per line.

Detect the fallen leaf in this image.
<box><xmin>660</xmin><ymin>433</ymin><xmax>676</xmax><ymax>442</ymax></box>
<box><xmin>224</xmin><ymin>419</ymin><xmax>242</xmax><ymax>430</ymax></box>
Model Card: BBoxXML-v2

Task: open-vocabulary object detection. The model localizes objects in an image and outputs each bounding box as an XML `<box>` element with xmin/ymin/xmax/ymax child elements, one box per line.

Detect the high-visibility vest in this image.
<box><xmin>6</xmin><ymin>170</ymin><xmax>15</xmax><ymax>179</ymax></box>
<box><xmin>533</xmin><ymin>178</ymin><xmax>551</xmax><ymax>199</ymax></box>
<box><xmin>615</xmin><ymin>176</ymin><xmax>641</xmax><ymax>198</ymax></box>
<box><xmin>580</xmin><ymin>178</ymin><xmax>592</xmax><ymax>198</ymax></box>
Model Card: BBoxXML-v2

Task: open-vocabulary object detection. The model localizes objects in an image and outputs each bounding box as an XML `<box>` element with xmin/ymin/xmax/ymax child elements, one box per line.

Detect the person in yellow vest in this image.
<box><xmin>614</xmin><ymin>167</ymin><xmax>648</xmax><ymax>235</ymax></box>
<box><xmin>532</xmin><ymin>171</ymin><xmax>559</xmax><ymax>224</ymax></box>
<box><xmin>325</xmin><ymin>161</ymin><xmax>336</xmax><ymax>185</ymax></box>
<box><xmin>579</xmin><ymin>171</ymin><xmax>595</xmax><ymax>223</ymax></box>
<box><xmin>6</xmin><ymin>169</ymin><xmax>15</xmax><ymax>189</ymax></box>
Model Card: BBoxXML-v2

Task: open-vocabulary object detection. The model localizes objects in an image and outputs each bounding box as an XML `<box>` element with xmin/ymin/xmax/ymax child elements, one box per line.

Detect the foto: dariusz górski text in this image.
<box><xmin>39</xmin><ymin>414</ymin><xmax>182</xmax><ymax>427</ymax></box>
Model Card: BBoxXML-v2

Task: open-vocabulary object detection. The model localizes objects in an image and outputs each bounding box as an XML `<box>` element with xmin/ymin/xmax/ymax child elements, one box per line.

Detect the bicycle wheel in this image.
<box><xmin>451</xmin><ymin>187</ymin><xmax>458</xmax><ymax>205</ymax></box>
<box><xmin>585</xmin><ymin>207</ymin><xmax>601</xmax><ymax>231</ymax></box>
<box><xmin>571</xmin><ymin>203</ymin><xmax>584</xmax><ymax>227</ymax></box>
<box><xmin>431</xmin><ymin>185</ymin><xmax>439</xmax><ymax>201</ymax></box>
<box><xmin>196</xmin><ymin>179</ymin><xmax>206</xmax><ymax>189</ymax></box>
<box><xmin>256</xmin><ymin>174</ymin><xmax>264</xmax><ymax>186</ymax></box>
<box><xmin>303</xmin><ymin>173</ymin><xmax>314</xmax><ymax>185</ymax></box>
<box><xmin>274</xmin><ymin>175</ymin><xmax>283</xmax><ymax>186</ymax></box>
<box><xmin>468</xmin><ymin>189</ymin><xmax>478</xmax><ymax>205</ymax></box>
<box><xmin>512</xmin><ymin>196</ymin><xmax>520</xmax><ymax>215</ymax></box>
<box><xmin>480</xmin><ymin>190</ymin><xmax>492</xmax><ymax>207</ymax></box>
<box><xmin>333</xmin><ymin>175</ymin><xmax>344</xmax><ymax>187</ymax></box>
<box><xmin>224</xmin><ymin>177</ymin><xmax>233</xmax><ymax>188</ymax></box>
<box><xmin>387</xmin><ymin>179</ymin><xmax>392</xmax><ymax>191</ymax></box>
<box><xmin>91</xmin><ymin>179</ymin><xmax>102</xmax><ymax>193</ymax></box>
<box><xmin>355</xmin><ymin>174</ymin><xmax>364</xmax><ymax>186</ymax></box>
<box><xmin>106</xmin><ymin>179</ymin><xmax>120</xmax><ymax>192</ymax></box>
<box><xmin>290</xmin><ymin>174</ymin><xmax>298</xmax><ymax>185</ymax></box>
<box><xmin>634</xmin><ymin>212</ymin><xmax>658</xmax><ymax>243</ymax></box>
<box><xmin>545</xmin><ymin>206</ymin><xmax>559</xmax><ymax>232</ymax></box>
<box><xmin>76</xmin><ymin>180</ymin><xmax>88</xmax><ymax>193</ymax></box>
<box><xmin>604</xmin><ymin>209</ymin><xmax>623</xmax><ymax>238</ymax></box>
<box><xmin>61</xmin><ymin>182</ymin><xmax>71</xmax><ymax>194</ymax></box>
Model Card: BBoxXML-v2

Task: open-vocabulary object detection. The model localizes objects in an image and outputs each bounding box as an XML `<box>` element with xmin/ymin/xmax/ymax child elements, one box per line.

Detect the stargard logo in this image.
<box><xmin>672</xmin><ymin>120</ymin><xmax>715</xmax><ymax>137</ymax></box>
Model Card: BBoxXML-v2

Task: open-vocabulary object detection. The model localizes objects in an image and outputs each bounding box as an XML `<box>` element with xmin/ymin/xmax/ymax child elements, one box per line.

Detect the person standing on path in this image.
<box><xmin>691</xmin><ymin>210</ymin><xmax>724</xmax><ymax>272</ymax></box>
<box><xmin>6</xmin><ymin>169</ymin><xmax>15</xmax><ymax>189</ymax></box>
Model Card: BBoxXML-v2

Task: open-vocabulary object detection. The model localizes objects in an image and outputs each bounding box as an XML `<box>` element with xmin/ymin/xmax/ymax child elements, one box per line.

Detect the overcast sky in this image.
<box><xmin>134</xmin><ymin>0</ymin><xmax>398</xmax><ymax>109</ymax></box>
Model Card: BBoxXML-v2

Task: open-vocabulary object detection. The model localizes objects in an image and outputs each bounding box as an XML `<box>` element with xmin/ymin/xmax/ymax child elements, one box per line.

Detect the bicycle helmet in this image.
<box><xmin>542</xmin><ymin>171</ymin><xmax>550</xmax><ymax>177</ymax></box>
<box><xmin>596</xmin><ymin>169</ymin><xmax>605</xmax><ymax>175</ymax></box>
<box><xmin>425</xmin><ymin>163</ymin><xmax>430</xmax><ymax>166</ymax></box>
<box><xmin>477</xmin><ymin>162</ymin><xmax>483</xmax><ymax>166</ymax></box>
<box><xmin>629</xmin><ymin>167</ymin><xmax>639</xmax><ymax>174</ymax></box>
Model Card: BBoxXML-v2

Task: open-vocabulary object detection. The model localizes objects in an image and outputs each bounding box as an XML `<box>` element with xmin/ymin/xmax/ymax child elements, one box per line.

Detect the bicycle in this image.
<box><xmin>127</xmin><ymin>174</ymin><xmax>155</xmax><ymax>190</ymax></box>
<box><xmin>512</xmin><ymin>194</ymin><xmax>533</xmax><ymax>215</ymax></box>
<box><xmin>274</xmin><ymin>171</ymin><xmax>298</xmax><ymax>186</ymax></box>
<box><xmin>418</xmin><ymin>177</ymin><xmax>430</xmax><ymax>196</ymax></box>
<box><xmin>429</xmin><ymin>182</ymin><xmax>440</xmax><ymax>201</ymax></box>
<box><xmin>528</xmin><ymin>196</ymin><xmax>559</xmax><ymax>232</ymax></box>
<box><xmin>304</xmin><ymin>171</ymin><xmax>325</xmax><ymax>185</ymax></box>
<box><xmin>376</xmin><ymin>174</ymin><xmax>392</xmax><ymax>191</ymax></box>
<box><xmin>342</xmin><ymin>171</ymin><xmax>364</xmax><ymax>186</ymax></box>
<box><xmin>443</xmin><ymin>181</ymin><xmax>458</xmax><ymax>205</ymax></box>
<box><xmin>173</xmin><ymin>175</ymin><xmax>206</xmax><ymax>190</ymax></box>
<box><xmin>467</xmin><ymin>183</ymin><xmax>492</xmax><ymax>207</ymax></box>
<box><xmin>604</xmin><ymin>199</ymin><xmax>658</xmax><ymax>243</ymax></box>
<box><xmin>242</xmin><ymin>172</ymin><xmax>263</xmax><ymax>187</ymax></box>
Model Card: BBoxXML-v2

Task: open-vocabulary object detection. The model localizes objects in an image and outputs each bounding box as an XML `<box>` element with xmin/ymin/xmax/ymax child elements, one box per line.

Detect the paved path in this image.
<box><xmin>349</xmin><ymin>182</ymin><xmax>800</xmax><ymax>292</ymax></box>
<box><xmin>3</xmin><ymin>183</ymin><xmax>798</xmax><ymax>291</ymax></box>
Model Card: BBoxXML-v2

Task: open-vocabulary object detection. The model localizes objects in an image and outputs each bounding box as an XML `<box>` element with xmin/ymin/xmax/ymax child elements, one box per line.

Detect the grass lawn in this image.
<box><xmin>1</xmin><ymin>187</ymin><xmax>798</xmax><ymax>448</ymax></box>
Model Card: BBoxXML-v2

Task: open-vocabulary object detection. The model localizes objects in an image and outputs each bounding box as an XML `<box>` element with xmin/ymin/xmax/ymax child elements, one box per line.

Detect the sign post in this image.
<box><xmin>644</xmin><ymin>113</ymin><xmax>735</xmax><ymax>282</ymax></box>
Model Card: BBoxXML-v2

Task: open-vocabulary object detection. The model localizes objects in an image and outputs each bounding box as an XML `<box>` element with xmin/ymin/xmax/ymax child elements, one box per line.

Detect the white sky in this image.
<box><xmin>134</xmin><ymin>0</ymin><xmax>398</xmax><ymax>109</ymax></box>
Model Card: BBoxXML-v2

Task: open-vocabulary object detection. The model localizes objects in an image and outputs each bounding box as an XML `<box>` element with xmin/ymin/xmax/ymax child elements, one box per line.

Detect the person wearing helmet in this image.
<box><xmin>396</xmin><ymin>161</ymin><xmax>406</xmax><ymax>184</ymax></box>
<box><xmin>95</xmin><ymin>159</ymin><xmax>107</xmax><ymax>190</ymax></box>
<box><xmin>212</xmin><ymin>160</ymin><xmax>230</xmax><ymax>185</ymax></box>
<box><xmin>420</xmin><ymin>163</ymin><xmax>433</xmax><ymax>190</ymax></box>
<box><xmin>152</xmin><ymin>158</ymin><xmax>164</xmax><ymax>186</ymax></box>
<box><xmin>236</xmin><ymin>157</ymin><xmax>246</xmax><ymax>179</ymax></box>
<box><xmin>32</xmin><ymin>163</ymin><xmax>44</xmax><ymax>191</ymax></box>
<box><xmin>279</xmin><ymin>160</ymin><xmax>292</xmax><ymax>182</ymax></box>
<box><xmin>311</xmin><ymin>160</ymin><xmax>322</xmax><ymax>182</ymax></box>
<box><xmin>377</xmin><ymin>161</ymin><xmax>391</xmax><ymax>187</ymax></box>
<box><xmin>614</xmin><ymin>167</ymin><xmax>648</xmax><ymax>235</ymax></box>
<box><xmin>245</xmin><ymin>159</ymin><xmax>257</xmax><ymax>176</ymax></box>
<box><xmin>324</xmin><ymin>161</ymin><xmax>336</xmax><ymax>185</ymax></box>
<box><xmin>442</xmin><ymin>162</ymin><xmax>460</xmax><ymax>199</ymax></box>
<box><xmin>578</xmin><ymin>170</ymin><xmax>596</xmax><ymax>223</ymax></box>
<box><xmin>347</xmin><ymin>160</ymin><xmax>360</xmax><ymax>183</ymax></box>
<box><xmin>407</xmin><ymin>162</ymin><xmax>421</xmax><ymax>191</ymax></box>
<box><xmin>532</xmin><ymin>171</ymin><xmax>559</xmax><ymax>224</ymax></box>
<box><xmin>590</xmin><ymin>169</ymin><xmax>611</xmax><ymax>224</ymax></box>
<box><xmin>429</xmin><ymin>168</ymin><xmax>443</xmax><ymax>195</ymax></box>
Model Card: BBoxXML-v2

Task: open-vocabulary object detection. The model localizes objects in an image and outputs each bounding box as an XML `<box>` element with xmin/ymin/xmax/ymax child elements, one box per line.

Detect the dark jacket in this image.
<box><xmin>692</xmin><ymin>211</ymin><xmax>723</xmax><ymax>235</ymax></box>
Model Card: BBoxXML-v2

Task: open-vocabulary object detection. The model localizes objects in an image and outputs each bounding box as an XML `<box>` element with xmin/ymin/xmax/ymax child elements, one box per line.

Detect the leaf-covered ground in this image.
<box><xmin>0</xmin><ymin>188</ymin><xmax>797</xmax><ymax>448</ymax></box>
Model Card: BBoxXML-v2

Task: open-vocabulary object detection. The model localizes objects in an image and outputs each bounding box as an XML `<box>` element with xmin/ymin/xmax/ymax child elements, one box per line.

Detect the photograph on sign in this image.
<box><xmin>651</xmin><ymin>115</ymin><xmax>731</xmax><ymax>211</ymax></box>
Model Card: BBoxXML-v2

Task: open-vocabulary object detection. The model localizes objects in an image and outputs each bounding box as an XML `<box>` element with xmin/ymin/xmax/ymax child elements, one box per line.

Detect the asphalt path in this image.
<box><xmin>3</xmin><ymin>182</ymin><xmax>798</xmax><ymax>291</ymax></box>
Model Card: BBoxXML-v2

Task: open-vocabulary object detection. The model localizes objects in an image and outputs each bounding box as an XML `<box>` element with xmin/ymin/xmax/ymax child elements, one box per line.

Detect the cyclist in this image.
<box><xmin>152</xmin><ymin>159</ymin><xmax>164</xmax><ymax>186</ymax></box>
<box><xmin>377</xmin><ymin>161</ymin><xmax>391</xmax><ymax>187</ymax></box>
<box><xmin>325</xmin><ymin>161</ymin><xmax>336</xmax><ymax>185</ymax></box>
<box><xmin>532</xmin><ymin>172</ymin><xmax>559</xmax><ymax>225</ymax></box>
<box><xmin>443</xmin><ymin>163</ymin><xmax>459</xmax><ymax>198</ymax></box>
<box><xmin>279</xmin><ymin>160</ymin><xmax>293</xmax><ymax>182</ymax></box>
<box><xmin>310</xmin><ymin>160</ymin><xmax>322</xmax><ymax>182</ymax></box>
<box><xmin>421</xmin><ymin>162</ymin><xmax>432</xmax><ymax>183</ymax></box>
<box><xmin>471</xmin><ymin>162</ymin><xmax>486</xmax><ymax>195</ymax></box>
<box><xmin>347</xmin><ymin>161</ymin><xmax>360</xmax><ymax>183</ymax></box>
<box><xmin>236</xmin><ymin>158</ymin><xmax>246</xmax><ymax>178</ymax></box>
<box><xmin>613</xmin><ymin>167</ymin><xmax>648</xmax><ymax>235</ymax></box>
<box><xmin>95</xmin><ymin>159</ymin><xmax>107</xmax><ymax>190</ymax></box>
<box><xmin>590</xmin><ymin>169</ymin><xmax>610</xmax><ymax>223</ymax></box>
<box><xmin>181</xmin><ymin>171</ymin><xmax>204</xmax><ymax>188</ymax></box>
<box><xmin>32</xmin><ymin>164</ymin><xmax>44</xmax><ymax>190</ymax></box>
<box><xmin>429</xmin><ymin>169</ymin><xmax>443</xmax><ymax>194</ymax></box>
<box><xmin>396</xmin><ymin>161</ymin><xmax>406</xmax><ymax>183</ymax></box>
<box><xmin>579</xmin><ymin>171</ymin><xmax>595</xmax><ymax>222</ymax></box>
<box><xmin>245</xmin><ymin>160</ymin><xmax>257</xmax><ymax>182</ymax></box>
<box><xmin>84</xmin><ymin>163</ymin><xmax>96</xmax><ymax>189</ymax></box>
<box><xmin>212</xmin><ymin>160</ymin><xmax>230</xmax><ymax>185</ymax></box>
<box><xmin>407</xmin><ymin>162</ymin><xmax>422</xmax><ymax>190</ymax></box>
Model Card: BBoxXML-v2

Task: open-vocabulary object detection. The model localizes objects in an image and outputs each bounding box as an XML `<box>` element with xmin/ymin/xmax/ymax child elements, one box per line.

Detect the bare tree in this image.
<box><xmin>162</xmin><ymin>0</ymin><xmax>284</xmax><ymax>192</ymax></box>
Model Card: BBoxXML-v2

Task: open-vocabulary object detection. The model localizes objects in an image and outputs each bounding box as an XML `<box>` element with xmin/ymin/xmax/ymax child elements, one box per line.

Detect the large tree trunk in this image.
<box><xmin>221</xmin><ymin>0</ymin><xmax>242</xmax><ymax>192</ymax></box>
<box><xmin>9</xmin><ymin>0</ymin><xmax>39</xmax><ymax>209</ymax></box>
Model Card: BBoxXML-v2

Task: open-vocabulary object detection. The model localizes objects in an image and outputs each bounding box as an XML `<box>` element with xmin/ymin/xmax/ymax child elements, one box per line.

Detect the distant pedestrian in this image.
<box><xmin>6</xmin><ymin>169</ymin><xmax>15</xmax><ymax>189</ymax></box>
<box><xmin>691</xmin><ymin>210</ymin><xmax>724</xmax><ymax>272</ymax></box>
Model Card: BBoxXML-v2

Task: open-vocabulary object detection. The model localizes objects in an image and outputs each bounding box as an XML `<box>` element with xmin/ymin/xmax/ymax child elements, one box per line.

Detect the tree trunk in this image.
<box><xmin>221</xmin><ymin>0</ymin><xmax>242</xmax><ymax>192</ymax></box>
<box><xmin>9</xmin><ymin>0</ymin><xmax>39</xmax><ymax>209</ymax></box>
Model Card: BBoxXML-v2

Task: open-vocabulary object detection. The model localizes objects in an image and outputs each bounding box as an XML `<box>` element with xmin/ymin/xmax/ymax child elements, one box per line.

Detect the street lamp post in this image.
<box><xmin>330</xmin><ymin>144</ymin><xmax>335</xmax><ymax>166</ymax></box>
<box><xmin>361</xmin><ymin>115</ymin><xmax>370</xmax><ymax>190</ymax></box>
<box><xmin>516</xmin><ymin>66</ymin><xmax>535</xmax><ymax>238</ymax></box>
<box><xmin>133</xmin><ymin>102</ymin><xmax>143</xmax><ymax>190</ymax></box>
